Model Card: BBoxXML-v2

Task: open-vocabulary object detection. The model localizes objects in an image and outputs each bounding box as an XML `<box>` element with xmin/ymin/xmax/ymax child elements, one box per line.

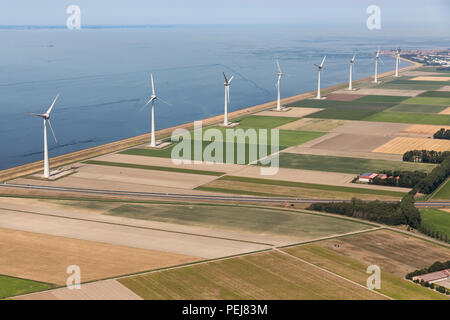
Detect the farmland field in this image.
<box><xmin>364</xmin><ymin>112</ymin><xmax>450</xmax><ymax>125</ymax></box>
<box><xmin>284</xmin><ymin>243</ymin><xmax>448</xmax><ymax>300</ymax></box>
<box><xmin>388</xmin><ymin>104</ymin><xmax>447</xmax><ymax>114</ymax></box>
<box><xmin>118</xmin><ymin>250</ymin><xmax>386</xmax><ymax>299</ymax></box>
<box><xmin>373</xmin><ymin>137</ymin><xmax>450</xmax><ymax>154</ymax></box>
<box><xmin>108</xmin><ymin>202</ymin><xmax>373</xmax><ymax>239</ymax></box>
<box><xmin>234</xmin><ymin>115</ymin><xmax>299</xmax><ymax>128</ymax></box>
<box><xmin>278</xmin><ymin>118</ymin><xmax>348</xmax><ymax>132</ymax></box>
<box><xmin>420</xmin><ymin>208</ymin><xmax>450</xmax><ymax>240</ymax></box>
<box><xmin>273</xmin><ymin>153</ymin><xmax>436</xmax><ymax>173</ymax></box>
<box><xmin>401</xmin><ymin>97</ymin><xmax>450</xmax><ymax>106</ymax></box>
<box><xmin>418</xmin><ymin>91</ymin><xmax>450</xmax><ymax>98</ymax></box>
<box><xmin>432</xmin><ymin>179</ymin><xmax>450</xmax><ymax>200</ymax></box>
<box><xmin>0</xmin><ymin>275</ymin><xmax>53</xmax><ymax>299</ymax></box>
<box><xmin>354</xmin><ymin>95</ymin><xmax>409</xmax><ymax>103</ymax></box>
<box><xmin>197</xmin><ymin>176</ymin><xmax>406</xmax><ymax>200</ymax></box>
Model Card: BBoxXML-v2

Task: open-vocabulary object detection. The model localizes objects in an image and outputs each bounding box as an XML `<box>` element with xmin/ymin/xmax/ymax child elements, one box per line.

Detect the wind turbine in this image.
<box><xmin>223</xmin><ymin>72</ymin><xmax>234</xmax><ymax>126</ymax></box>
<box><xmin>395</xmin><ymin>48</ymin><xmax>401</xmax><ymax>77</ymax></box>
<box><xmin>275</xmin><ymin>59</ymin><xmax>284</xmax><ymax>111</ymax></box>
<box><xmin>30</xmin><ymin>94</ymin><xmax>59</xmax><ymax>179</ymax></box>
<box><xmin>348</xmin><ymin>54</ymin><xmax>356</xmax><ymax>90</ymax></box>
<box><xmin>373</xmin><ymin>48</ymin><xmax>384</xmax><ymax>83</ymax></box>
<box><xmin>142</xmin><ymin>74</ymin><xmax>170</xmax><ymax>147</ymax></box>
<box><xmin>314</xmin><ymin>56</ymin><xmax>326</xmax><ymax>99</ymax></box>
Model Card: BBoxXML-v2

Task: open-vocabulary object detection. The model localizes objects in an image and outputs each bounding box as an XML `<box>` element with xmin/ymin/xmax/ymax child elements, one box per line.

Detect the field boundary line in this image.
<box><xmin>274</xmin><ymin>248</ymin><xmax>394</xmax><ymax>300</ymax></box>
<box><xmin>427</xmin><ymin>177</ymin><xmax>450</xmax><ymax>201</ymax></box>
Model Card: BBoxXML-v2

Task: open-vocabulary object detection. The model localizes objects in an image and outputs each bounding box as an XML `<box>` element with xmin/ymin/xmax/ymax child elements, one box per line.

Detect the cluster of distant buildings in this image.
<box><xmin>382</xmin><ymin>49</ymin><xmax>450</xmax><ymax>69</ymax></box>
<box><xmin>413</xmin><ymin>269</ymin><xmax>450</xmax><ymax>285</ymax></box>
<box><xmin>358</xmin><ymin>172</ymin><xmax>396</xmax><ymax>183</ymax></box>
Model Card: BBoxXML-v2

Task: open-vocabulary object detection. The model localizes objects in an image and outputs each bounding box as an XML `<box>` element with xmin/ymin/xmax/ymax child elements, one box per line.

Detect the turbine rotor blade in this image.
<box><xmin>223</xmin><ymin>72</ymin><xmax>228</xmax><ymax>83</ymax></box>
<box><xmin>228</xmin><ymin>76</ymin><xmax>234</xmax><ymax>83</ymax></box>
<box><xmin>158</xmin><ymin>97</ymin><xmax>172</xmax><ymax>106</ymax></box>
<box><xmin>29</xmin><ymin>112</ymin><xmax>46</xmax><ymax>118</ymax></box>
<box><xmin>46</xmin><ymin>93</ymin><xmax>59</xmax><ymax>115</ymax></box>
<box><xmin>47</xmin><ymin>119</ymin><xmax>58</xmax><ymax>144</ymax></box>
<box><xmin>140</xmin><ymin>97</ymin><xmax>154</xmax><ymax>111</ymax></box>
<box><xmin>150</xmin><ymin>74</ymin><xmax>155</xmax><ymax>96</ymax></box>
<box><xmin>320</xmin><ymin>56</ymin><xmax>326</xmax><ymax>67</ymax></box>
<box><xmin>276</xmin><ymin>59</ymin><xmax>282</xmax><ymax>73</ymax></box>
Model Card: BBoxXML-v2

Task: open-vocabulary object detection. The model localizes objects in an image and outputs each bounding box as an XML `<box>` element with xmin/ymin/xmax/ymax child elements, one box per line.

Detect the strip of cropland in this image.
<box><xmin>196</xmin><ymin>175</ymin><xmax>406</xmax><ymax>199</ymax></box>
<box><xmin>0</xmin><ymin>275</ymin><xmax>53</xmax><ymax>299</ymax></box>
<box><xmin>364</xmin><ymin>112</ymin><xmax>450</xmax><ymax>125</ymax></box>
<box><xmin>282</xmin><ymin>233</ymin><xmax>449</xmax><ymax>300</ymax></box>
<box><xmin>432</xmin><ymin>179</ymin><xmax>450</xmax><ymax>200</ymax></box>
<box><xmin>117</xmin><ymin>250</ymin><xmax>386</xmax><ymax>299</ymax></box>
<box><xmin>270</xmin><ymin>153</ymin><xmax>436</xmax><ymax>174</ymax></box>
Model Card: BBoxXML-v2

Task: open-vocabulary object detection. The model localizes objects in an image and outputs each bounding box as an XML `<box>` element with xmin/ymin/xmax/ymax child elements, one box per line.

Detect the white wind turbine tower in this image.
<box><xmin>373</xmin><ymin>48</ymin><xmax>384</xmax><ymax>83</ymax></box>
<box><xmin>275</xmin><ymin>59</ymin><xmax>284</xmax><ymax>111</ymax></box>
<box><xmin>395</xmin><ymin>48</ymin><xmax>401</xmax><ymax>77</ymax></box>
<box><xmin>348</xmin><ymin>54</ymin><xmax>356</xmax><ymax>90</ymax></box>
<box><xmin>30</xmin><ymin>94</ymin><xmax>59</xmax><ymax>179</ymax></box>
<box><xmin>223</xmin><ymin>72</ymin><xmax>234</xmax><ymax>126</ymax></box>
<box><xmin>142</xmin><ymin>74</ymin><xmax>170</xmax><ymax>147</ymax></box>
<box><xmin>315</xmin><ymin>56</ymin><xmax>326</xmax><ymax>99</ymax></box>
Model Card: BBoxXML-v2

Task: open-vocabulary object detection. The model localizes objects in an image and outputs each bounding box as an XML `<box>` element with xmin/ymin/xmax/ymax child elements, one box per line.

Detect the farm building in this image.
<box><xmin>413</xmin><ymin>269</ymin><xmax>450</xmax><ymax>283</ymax></box>
<box><xmin>358</xmin><ymin>173</ymin><xmax>378</xmax><ymax>183</ymax></box>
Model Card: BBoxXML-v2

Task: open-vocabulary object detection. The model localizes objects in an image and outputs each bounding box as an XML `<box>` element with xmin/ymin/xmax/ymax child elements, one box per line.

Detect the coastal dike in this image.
<box><xmin>0</xmin><ymin>58</ymin><xmax>421</xmax><ymax>182</ymax></box>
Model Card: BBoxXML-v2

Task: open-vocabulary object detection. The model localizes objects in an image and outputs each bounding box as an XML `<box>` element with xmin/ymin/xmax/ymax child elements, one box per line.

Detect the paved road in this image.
<box><xmin>2</xmin><ymin>182</ymin><xmax>449</xmax><ymax>207</ymax></box>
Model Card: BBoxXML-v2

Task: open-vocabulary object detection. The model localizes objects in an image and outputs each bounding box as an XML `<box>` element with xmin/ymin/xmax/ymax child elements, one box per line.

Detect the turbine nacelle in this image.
<box><xmin>315</xmin><ymin>56</ymin><xmax>326</xmax><ymax>70</ymax></box>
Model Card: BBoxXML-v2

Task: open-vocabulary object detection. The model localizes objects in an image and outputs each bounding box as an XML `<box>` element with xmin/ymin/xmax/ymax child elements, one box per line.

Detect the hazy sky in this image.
<box><xmin>0</xmin><ymin>0</ymin><xmax>448</xmax><ymax>35</ymax></box>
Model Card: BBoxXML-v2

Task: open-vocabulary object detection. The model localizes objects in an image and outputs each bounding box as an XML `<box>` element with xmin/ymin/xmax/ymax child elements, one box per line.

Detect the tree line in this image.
<box><xmin>368</xmin><ymin>170</ymin><xmax>427</xmax><ymax>188</ymax></box>
<box><xmin>406</xmin><ymin>260</ymin><xmax>450</xmax><ymax>295</ymax></box>
<box><xmin>434</xmin><ymin>128</ymin><xmax>450</xmax><ymax>140</ymax></box>
<box><xmin>403</xmin><ymin>150</ymin><xmax>450</xmax><ymax>164</ymax></box>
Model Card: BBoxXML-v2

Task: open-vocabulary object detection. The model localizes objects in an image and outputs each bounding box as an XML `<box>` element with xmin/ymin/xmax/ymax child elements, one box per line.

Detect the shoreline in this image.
<box><xmin>0</xmin><ymin>57</ymin><xmax>422</xmax><ymax>182</ymax></box>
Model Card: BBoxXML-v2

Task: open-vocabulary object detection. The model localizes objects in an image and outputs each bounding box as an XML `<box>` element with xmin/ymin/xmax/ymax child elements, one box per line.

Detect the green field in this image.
<box><xmin>382</xmin><ymin>79</ymin><xmax>450</xmax><ymax>86</ymax></box>
<box><xmin>234</xmin><ymin>115</ymin><xmax>299</xmax><ymax>128</ymax></box>
<box><xmin>84</xmin><ymin>160</ymin><xmax>225</xmax><ymax>176</ymax></box>
<box><xmin>377</xmin><ymin>83</ymin><xmax>444</xmax><ymax>91</ymax></box>
<box><xmin>401</xmin><ymin>97</ymin><xmax>450</xmax><ymax>106</ymax></box>
<box><xmin>355</xmin><ymin>95</ymin><xmax>409</xmax><ymax>103</ymax></box>
<box><xmin>432</xmin><ymin>179</ymin><xmax>450</xmax><ymax>200</ymax></box>
<box><xmin>364</xmin><ymin>112</ymin><xmax>450</xmax><ymax>125</ymax></box>
<box><xmin>118</xmin><ymin>250</ymin><xmax>385</xmax><ymax>299</ymax></box>
<box><xmin>284</xmin><ymin>244</ymin><xmax>448</xmax><ymax>300</ymax></box>
<box><xmin>271</xmin><ymin>153</ymin><xmax>436</xmax><ymax>174</ymax></box>
<box><xmin>0</xmin><ymin>275</ymin><xmax>52</xmax><ymax>298</ymax></box>
<box><xmin>108</xmin><ymin>202</ymin><xmax>372</xmax><ymax>238</ymax></box>
<box><xmin>420</xmin><ymin>208</ymin><xmax>450</xmax><ymax>241</ymax></box>
<box><xmin>388</xmin><ymin>104</ymin><xmax>447</xmax><ymax>114</ymax></box>
<box><xmin>418</xmin><ymin>91</ymin><xmax>450</xmax><ymax>98</ymax></box>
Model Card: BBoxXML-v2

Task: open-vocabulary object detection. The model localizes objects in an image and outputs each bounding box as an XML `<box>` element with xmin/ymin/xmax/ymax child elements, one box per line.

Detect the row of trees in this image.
<box><xmin>403</xmin><ymin>150</ymin><xmax>450</xmax><ymax>164</ymax></box>
<box><xmin>413</xmin><ymin>156</ymin><xmax>450</xmax><ymax>194</ymax></box>
<box><xmin>433</xmin><ymin>128</ymin><xmax>450</xmax><ymax>140</ymax></box>
<box><xmin>412</xmin><ymin>279</ymin><xmax>449</xmax><ymax>295</ymax></box>
<box><xmin>369</xmin><ymin>170</ymin><xmax>427</xmax><ymax>188</ymax></box>
<box><xmin>417</xmin><ymin>225</ymin><xmax>450</xmax><ymax>243</ymax></box>
<box><xmin>307</xmin><ymin>195</ymin><xmax>421</xmax><ymax>228</ymax></box>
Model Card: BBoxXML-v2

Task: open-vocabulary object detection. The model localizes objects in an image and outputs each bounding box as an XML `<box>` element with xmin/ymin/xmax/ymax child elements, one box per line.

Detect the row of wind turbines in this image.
<box><xmin>32</xmin><ymin>48</ymin><xmax>402</xmax><ymax>178</ymax></box>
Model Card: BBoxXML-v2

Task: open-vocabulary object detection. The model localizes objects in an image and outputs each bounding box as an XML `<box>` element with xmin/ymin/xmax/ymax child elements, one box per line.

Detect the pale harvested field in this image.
<box><xmin>400</xmin><ymin>124</ymin><xmax>450</xmax><ymax>136</ymax></box>
<box><xmin>255</xmin><ymin>107</ymin><xmax>323</xmax><ymax>118</ymax></box>
<box><xmin>325</xmin><ymin>93</ymin><xmax>366</xmax><ymax>101</ymax></box>
<box><xmin>0</xmin><ymin>198</ymin><xmax>296</xmax><ymax>247</ymax></box>
<box><xmin>331</xmin><ymin>121</ymin><xmax>408</xmax><ymax>137</ymax></box>
<box><xmin>312</xmin><ymin>229</ymin><xmax>450</xmax><ymax>276</ymax></box>
<box><xmin>0</xmin><ymin>228</ymin><xmax>200</xmax><ymax>285</ymax></box>
<box><xmin>0</xmin><ymin>209</ymin><xmax>269</xmax><ymax>259</ymax></box>
<box><xmin>437</xmin><ymin>86</ymin><xmax>450</xmax><ymax>92</ymax></box>
<box><xmin>310</xmin><ymin>133</ymin><xmax>392</xmax><ymax>153</ymax></box>
<box><xmin>93</xmin><ymin>153</ymin><xmax>245</xmax><ymax>174</ymax></box>
<box><xmin>411</xmin><ymin>76</ymin><xmax>450</xmax><ymax>82</ymax></box>
<box><xmin>373</xmin><ymin>137</ymin><xmax>450</xmax><ymax>154</ymax></box>
<box><xmin>333</xmin><ymin>88</ymin><xmax>426</xmax><ymax>97</ymax></box>
<box><xmin>230</xmin><ymin>166</ymin><xmax>409</xmax><ymax>192</ymax></box>
<box><xmin>278</xmin><ymin>118</ymin><xmax>348</xmax><ymax>132</ymax></box>
<box><xmin>439</xmin><ymin>107</ymin><xmax>450</xmax><ymax>115</ymax></box>
<box><xmin>403</xmin><ymin>71</ymin><xmax>448</xmax><ymax>77</ymax></box>
<box><xmin>72</xmin><ymin>164</ymin><xmax>218</xmax><ymax>189</ymax></box>
<box><xmin>15</xmin><ymin>279</ymin><xmax>142</xmax><ymax>300</ymax></box>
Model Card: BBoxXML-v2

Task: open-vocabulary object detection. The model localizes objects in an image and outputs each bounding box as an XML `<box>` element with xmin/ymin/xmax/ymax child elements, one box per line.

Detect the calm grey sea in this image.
<box><xmin>0</xmin><ymin>25</ymin><xmax>447</xmax><ymax>169</ymax></box>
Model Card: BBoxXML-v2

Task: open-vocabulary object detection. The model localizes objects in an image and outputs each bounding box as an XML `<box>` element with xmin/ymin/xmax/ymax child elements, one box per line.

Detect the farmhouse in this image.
<box><xmin>413</xmin><ymin>269</ymin><xmax>450</xmax><ymax>283</ymax></box>
<box><xmin>358</xmin><ymin>173</ymin><xmax>378</xmax><ymax>183</ymax></box>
